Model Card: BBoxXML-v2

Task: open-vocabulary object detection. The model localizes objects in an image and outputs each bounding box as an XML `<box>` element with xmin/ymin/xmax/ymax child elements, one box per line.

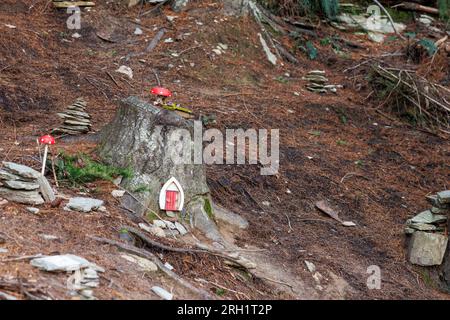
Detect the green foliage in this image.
<box><xmin>336</xmin><ymin>139</ymin><xmax>347</xmax><ymax>146</ymax></box>
<box><xmin>304</xmin><ymin>41</ymin><xmax>318</xmax><ymax>60</ymax></box>
<box><xmin>438</xmin><ymin>0</ymin><xmax>449</xmax><ymax>20</ymax></box>
<box><xmin>418</xmin><ymin>39</ymin><xmax>438</xmax><ymax>57</ymax></box>
<box><xmin>203</xmin><ymin>198</ymin><xmax>214</xmax><ymax>219</ymax></box>
<box><xmin>215</xmin><ymin>288</ymin><xmax>226</xmax><ymax>296</ymax></box>
<box><xmin>257</xmin><ymin>0</ymin><xmax>340</xmax><ymax>20</ymax></box>
<box><xmin>133</xmin><ymin>185</ymin><xmax>151</xmax><ymax>193</ymax></box>
<box><xmin>55</xmin><ymin>152</ymin><xmax>133</xmax><ymax>186</ymax></box>
<box><xmin>309</xmin><ymin>130</ymin><xmax>321</xmax><ymax>136</ymax></box>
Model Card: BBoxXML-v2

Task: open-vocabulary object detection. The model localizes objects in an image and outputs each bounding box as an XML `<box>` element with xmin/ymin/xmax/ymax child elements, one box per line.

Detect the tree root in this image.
<box><xmin>89</xmin><ymin>235</ymin><xmax>215</xmax><ymax>300</ymax></box>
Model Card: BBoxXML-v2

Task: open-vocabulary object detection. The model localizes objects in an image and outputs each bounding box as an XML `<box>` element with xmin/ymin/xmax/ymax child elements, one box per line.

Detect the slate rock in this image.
<box><xmin>3</xmin><ymin>180</ymin><xmax>39</xmax><ymax>190</ymax></box>
<box><xmin>64</xmin><ymin>197</ymin><xmax>104</xmax><ymax>213</ymax></box>
<box><xmin>0</xmin><ymin>170</ymin><xmax>20</xmax><ymax>181</ymax></box>
<box><xmin>152</xmin><ymin>220</ymin><xmax>167</xmax><ymax>229</ymax></box>
<box><xmin>151</xmin><ymin>286</ymin><xmax>173</xmax><ymax>300</ymax></box>
<box><xmin>408</xmin><ymin>231</ymin><xmax>448</xmax><ymax>266</ymax></box>
<box><xmin>213</xmin><ymin>203</ymin><xmax>248</xmax><ymax>229</ymax></box>
<box><xmin>174</xmin><ymin>222</ymin><xmax>187</xmax><ymax>236</ymax></box>
<box><xmin>437</xmin><ymin>191</ymin><xmax>450</xmax><ymax>204</ymax></box>
<box><xmin>31</xmin><ymin>254</ymin><xmax>91</xmax><ymax>272</ymax></box>
<box><xmin>408</xmin><ymin>222</ymin><xmax>437</xmax><ymax>231</ymax></box>
<box><xmin>410</xmin><ymin>210</ymin><xmax>447</xmax><ymax>225</ymax></box>
<box><xmin>0</xmin><ymin>188</ymin><xmax>44</xmax><ymax>205</ymax></box>
<box><xmin>26</xmin><ymin>207</ymin><xmax>40</xmax><ymax>214</ymax></box>
<box><xmin>2</xmin><ymin>162</ymin><xmax>40</xmax><ymax>180</ymax></box>
<box><xmin>121</xmin><ymin>254</ymin><xmax>158</xmax><ymax>272</ymax></box>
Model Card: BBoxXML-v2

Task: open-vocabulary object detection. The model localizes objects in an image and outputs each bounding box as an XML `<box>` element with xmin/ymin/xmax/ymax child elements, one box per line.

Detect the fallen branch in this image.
<box><xmin>121</xmin><ymin>226</ymin><xmax>254</xmax><ymax>270</ymax></box>
<box><xmin>393</xmin><ymin>2</ymin><xmax>439</xmax><ymax>15</ymax></box>
<box><xmin>89</xmin><ymin>236</ymin><xmax>215</xmax><ymax>300</ymax></box>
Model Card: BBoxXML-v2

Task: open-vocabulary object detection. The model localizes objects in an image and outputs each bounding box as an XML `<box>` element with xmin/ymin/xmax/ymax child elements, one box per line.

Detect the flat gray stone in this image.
<box><xmin>410</xmin><ymin>210</ymin><xmax>447</xmax><ymax>225</ymax></box>
<box><xmin>431</xmin><ymin>206</ymin><xmax>449</xmax><ymax>214</ymax></box>
<box><xmin>174</xmin><ymin>222</ymin><xmax>187</xmax><ymax>235</ymax></box>
<box><xmin>3</xmin><ymin>180</ymin><xmax>39</xmax><ymax>190</ymax></box>
<box><xmin>408</xmin><ymin>222</ymin><xmax>437</xmax><ymax>231</ymax></box>
<box><xmin>31</xmin><ymin>254</ymin><xmax>91</xmax><ymax>272</ymax></box>
<box><xmin>0</xmin><ymin>188</ymin><xmax>44</xmax><ymax>205</ymax></box>
<box><xmin>64</xmin><ymin>197</ymin><xmax>104</xmax><ymax>213</ymax></box>
<box><xmin>409</xmin><ymin>231</ymin><xmax>448</xmax><ymax>266</ymax></box>
<box><xmin>2</xmin><ymin>162</ymin><xmax>40</xmax><ymax>180</ymax></box>
<box><xmin>152</xmin><ymin>220</ymin><xmax>167</xmax><ymax>229</ymax></box>
<box><xmin>37</xmin><ymin>175</ymin><xmax>56</xmax><ymax>202</ymax></box>
<box><xmin>213</xmin><ymin>203</ymin><xmax>249</xmax><ymax>229</ymax></box>
<box><xmin>164</xmin><ymin>229</ymin><xmax>180</xmax><ymax>237</ymax></box>
<box><xmin>0</xmin><ymin>170</ymin><xmax>20</xmax><ymax>181</ymax></box>
<box><xmin>189</xmin><ymin>198</ymin><xmax>223</xmax><ymax>243</ymax></box>
<box><xmin>437</xmin><ymin>190</ymin><xmax>450</xmax><ymax>204</ymax></box>
<box><xmin>26</xmin><ymin>207</ymin><xmax>40</xmax><ymax>214</ymax></box>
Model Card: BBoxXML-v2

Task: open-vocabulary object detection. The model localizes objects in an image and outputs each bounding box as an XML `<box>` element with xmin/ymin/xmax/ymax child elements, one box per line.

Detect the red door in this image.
<box><xmin>165</xmin><ymin>191</ymin><xmax>178</xmax><ymax>211</ymax></box>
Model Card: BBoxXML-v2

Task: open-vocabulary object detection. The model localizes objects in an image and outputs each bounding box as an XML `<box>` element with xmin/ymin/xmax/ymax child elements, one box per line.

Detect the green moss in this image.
<box><xmin>203</xmin><ymin>198</ymin><xmax>214</xmax><ymax>219</ymax></box>
<box><xmin>55</xmin><ymin>152</ymin><xmax>133</xmax><ymax>187</ymax></box>
<box><xmin>133</xmin><ymin>185</ymin><xmax>151</xmax><ymax>193</ymax></box>
<box><xmin>146</xmin><ymin>211</ymin><xmax>159</xmax><ymax>222</ymax></box>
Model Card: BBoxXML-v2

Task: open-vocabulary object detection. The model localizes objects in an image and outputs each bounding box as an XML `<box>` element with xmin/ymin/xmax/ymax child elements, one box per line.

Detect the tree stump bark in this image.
<box><xmin>98</xmin><ymin>96</ymin><xmax>210</xmax><ymax>217</ymax></box>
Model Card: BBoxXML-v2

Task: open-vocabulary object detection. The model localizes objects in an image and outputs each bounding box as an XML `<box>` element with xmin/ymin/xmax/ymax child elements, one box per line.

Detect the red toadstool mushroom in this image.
<box><xmin>39</xmin><ymin>135</ymin><xmax>55</xmax><ymax>175</ymax></box>
<box><xmin>150</xmin><ymin>87</ymin><xmax>172</xmax><ymax>106</ymax></box>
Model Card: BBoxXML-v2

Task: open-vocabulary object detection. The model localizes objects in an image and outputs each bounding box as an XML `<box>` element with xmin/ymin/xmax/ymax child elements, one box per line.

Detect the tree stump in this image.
<box><xmin>98</xmin><ymin>96</ymin><xmax>210</xmax><ymax>217</ymax></box>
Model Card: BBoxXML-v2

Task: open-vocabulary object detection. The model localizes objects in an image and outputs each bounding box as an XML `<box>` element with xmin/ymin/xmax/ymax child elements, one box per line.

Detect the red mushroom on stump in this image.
<box><xmin>39</xmin><ymin>135</ymin><xmax>55</xmax><ymax>176</ymax></box>
<box><xmin>150</xmin><ymin>86</ymin><xmax>172</xmax><ymax>106</ymax></box>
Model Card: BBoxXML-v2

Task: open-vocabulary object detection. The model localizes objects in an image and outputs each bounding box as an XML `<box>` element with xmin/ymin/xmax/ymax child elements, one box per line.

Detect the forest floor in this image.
<box><xmin>0</xmin><ymin>0</ymin><xmax>449</xmax><ymax>300</ymax></box>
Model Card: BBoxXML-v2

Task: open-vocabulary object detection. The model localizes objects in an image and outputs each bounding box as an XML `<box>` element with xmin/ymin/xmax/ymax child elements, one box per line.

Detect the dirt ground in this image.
<box><xmin>0</xmin><ymin>0</ymin><xmax>449</xmax><ymax>300</ymax></box>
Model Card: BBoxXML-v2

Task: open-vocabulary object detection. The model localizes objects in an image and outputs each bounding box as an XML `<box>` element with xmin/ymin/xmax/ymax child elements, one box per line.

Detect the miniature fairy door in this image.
<box><xmin>165</xmin><ymin>190</ymin><xmax>178</xmax><ymax>211</ymax></box>
<box><xmin>159</xmin><ymin>177</ymin><xmax>185</xmax><ymax>211</ymax></box>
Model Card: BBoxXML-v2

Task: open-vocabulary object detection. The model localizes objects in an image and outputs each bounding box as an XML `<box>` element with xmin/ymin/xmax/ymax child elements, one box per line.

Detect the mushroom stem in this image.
<box><xmin>41</xmin><ymin>145</ymin><xmax>49</xmax><ymax>176</ymax></box>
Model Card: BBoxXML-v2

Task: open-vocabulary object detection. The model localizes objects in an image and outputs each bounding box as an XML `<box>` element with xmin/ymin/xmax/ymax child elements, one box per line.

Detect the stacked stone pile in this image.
<box><xmin>53</xmin><ymin>98</ymin><xmax>92</xmax><ymax>135</ymax></box>
<box><xmin>0</xmin><ymin>162</ymin><xmax>55</xmax><ymax>205</ymax></box>
<box><xmin>406</xmin><ymin>190</ymin><xmax>450</xmax><ymax>266</ymax></box>
<box><xmin>303</xmin><ymin>70</ymin><xmax>342</xmax><ymax>93</ymax></box>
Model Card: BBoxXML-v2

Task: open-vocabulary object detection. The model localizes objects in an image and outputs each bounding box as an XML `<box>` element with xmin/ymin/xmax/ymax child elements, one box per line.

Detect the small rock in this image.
<box><xmin>165</xmin><ymin>211</ymin><xmax>176</xmax><ymax>218</ymax></box>
<box><xmin>164</xmin><ymin>262</ymin><xmax>174</xmax><ymax>271</ymax></box>
<box><xmin>218</xmin><ymin>43</ymin><xmax>228</xmax><ymax>50</ymax></box>
<box><xmin>174</xmin><ymin>222</ymin><xmax>187</xmax><ymax>236</ymax></box>
<box><xmin>72</xmin><ymin>32</ymin><xmax>81</xmax><ymax>38</ymax></box>
<box><xmin>164</xmin><ymin>220</ymin><xmax>176</xmax><ymax>230</ymax></box>
<box><xmin>151</xmin><ymin>286</ymin><xmax>173</xmax><ymax>300</ymax></box>
<box><xmin>409</xmin><ymin>231</ymin><xmax>448</xmax><ymax>266</ymax></box>
<box><xmin>342</xmin><ymin>221</ymin><xmax>356</xmax><ymax>227</ymax></box>
<box><xmin>304</xmin><ymin>260</ymin><xmax>316</xmax><ymax>273</ymax></box>
<box><xmin>39</xmin><ymin>234</ymin><xmax>59</xmax><ymax>241</ymax></box>
<box><xmin>121</xmin><ymin>254</ymin><xmax>158</xmax><ymax>272</ymax></box>
<box><xmin>152</xmin><ymin>220</ymin><xmax>167</xmax><ymax>229</ymax></box>
<box><xmin>134</xmin><ymin>27</ymin><xmax>143</xmax><ymax>35</ymax></box>
<box><xmin>64</xmin><ymin>197</ymin><xmax>104</xmax><ymax>213</ymax></box>
<box><xmin>0</xmin><ymin>248</ymin><xmax>8</xmax><ymax>254</ymax></box>
<box><xmin>431</xmin><ymin>206</ymin><xmax>449</xmax><ymax>214</ymax></box>
<box><xmin>164</xmin><ymin>229</ymin><xmax>180</xmax><ymax>237</ymax></box>
<box><xmin>80</xmin><ymin>289</ymin><xmax>94</xmax><ymax>299</ymax></box>
<box><xmin>111</xmin><ymin>190</ymin><xmax>125</xmax><ymax>198</ymax></box>
<box><xmin>261</xmin><ymin>201</ymin><xmax>270</xmax><ymax>207</ymax></box>
<box><xmin>115</xmin><ymin>65</ymin><xmax>133</xmax><ymax>79</ymax></box>
<box><xmin>139</xmin><ymin>223</ymin><xmax>166</xmax><ymax>238</ymax></box>
<box><xmin>82</xmin><ymin>268</ymin><xmax>99</xmax><ymax>280</ymax></box>
<box><xmin>407</xmin><ymin>222</ymin><xmax>437</xmax><ymax>231</ymax></box>
<box><xmin>97</xmin><ymin>206</ymin><xmax>107</xmax><ymax>213</ymax></box>
<box><xmin>404</xmin><ymin>227</ymin><xmax>415</xmax><ymax>235</ymax></box>
<box><xmin>410</xmin><ymin>210</ymin><xmax>447</xmax><ymax>224</ymax></box>
<box><xmin>437</xmin><ymin>190</ymin><xmax>450</xmax><ymax>204</ymax></box>
<box><xmin>30</xmin><ymin>254</ymin><xmax>91</xmax><ymax>272</ymax></box>
<box><xmin>212</xmin><ymin>48</ymin><xmax>222</xmax><ymax>55</ymax></box>
<box><xmin>26</xmin><ymin>207</ymin><xmax>40</xmax><ymax>214</ymax></box>
<box><xmin>113</xmin><ymin>176</ymin><xmax>122</xmax><ymax>186</ymax></box>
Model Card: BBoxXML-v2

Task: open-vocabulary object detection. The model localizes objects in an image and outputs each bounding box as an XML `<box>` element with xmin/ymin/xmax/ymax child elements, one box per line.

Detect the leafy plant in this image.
<box><xmin>336</xmin><ymin>139</ymin><xmax>347</xmax><ymax>146</ymax></box>
<box><xmin>215</xmin><ymin>288</ymin><xmax>226</xmax><ymax>296</ymax></box>
<box><xmin>55</xmin><ymin>152</ymin><xmax>132</xmax><ymax>186</ymax></box>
